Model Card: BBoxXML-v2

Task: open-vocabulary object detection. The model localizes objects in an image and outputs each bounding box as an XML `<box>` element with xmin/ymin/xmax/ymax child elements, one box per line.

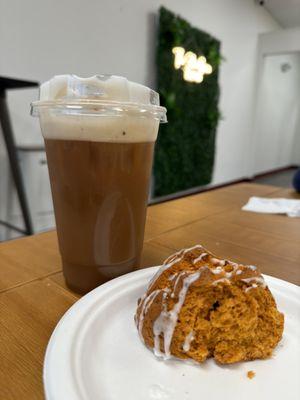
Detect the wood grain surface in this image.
<box><xmin>0</xmin><ymin>183</ymin><xmax>299</xmax><ymax>399</ymax></box>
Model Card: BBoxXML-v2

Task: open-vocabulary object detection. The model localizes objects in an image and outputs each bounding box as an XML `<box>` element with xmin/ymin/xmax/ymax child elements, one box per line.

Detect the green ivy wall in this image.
<box><xmin>154</xmin><ymin>7</ymin><xmax>221</xmax><ymax>197</ymax></box>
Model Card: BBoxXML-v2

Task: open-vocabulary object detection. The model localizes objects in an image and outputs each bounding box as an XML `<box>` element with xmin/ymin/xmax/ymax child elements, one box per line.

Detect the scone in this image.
<box><xmin>135</xmin><ymin>245</ymin><xmax>284</xmax><ymax>364</ymax></box>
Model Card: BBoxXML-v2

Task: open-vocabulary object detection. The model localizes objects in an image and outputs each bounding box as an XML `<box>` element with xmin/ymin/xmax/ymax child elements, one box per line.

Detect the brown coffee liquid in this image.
<box><xmin>45</xmin><ymin>139</ymin><xmax>154</xmax><ymax>293</ymax></box>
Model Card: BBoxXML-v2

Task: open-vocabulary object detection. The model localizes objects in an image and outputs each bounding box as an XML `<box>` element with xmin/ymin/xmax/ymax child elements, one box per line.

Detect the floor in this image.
<box><xmin>252</xmin><ymin>167</ymin><xmax>297</xmax><ymax>188</ymax></box>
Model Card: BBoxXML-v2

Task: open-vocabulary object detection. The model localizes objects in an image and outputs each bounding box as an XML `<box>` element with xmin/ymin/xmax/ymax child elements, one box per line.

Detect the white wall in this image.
<box><xmin>292</xmin><ymin>110</ymin><xmax>300</xmax><ymax>165</ymax></box>
<box><xmin>0</xmin><ymin>0</ymin><xmax>279</xmax><ymax>181</ymax></box>
<box><xmin>253</xmin><ymin>53</ymin><xmax>300</xmax><ymax>174</ymax></box>
<box><xmin>259</xmin><ymin>27</ymin><xmax>300</xmax><ymax>54</ymax></box>
<box><xmin>249</xmin><ymin>27</ymin><xmax>300</xmax><ymax>176</ymax></box>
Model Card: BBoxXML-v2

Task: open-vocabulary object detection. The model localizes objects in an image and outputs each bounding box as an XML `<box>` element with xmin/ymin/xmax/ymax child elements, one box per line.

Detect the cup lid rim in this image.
<box><xmin>31</xmin><ymin>99</ymin><xmax>167</xmax><ymax>123</ymax></box>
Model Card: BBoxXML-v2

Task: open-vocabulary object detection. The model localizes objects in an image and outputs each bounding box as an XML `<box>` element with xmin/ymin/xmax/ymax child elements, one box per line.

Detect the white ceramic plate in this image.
<box><xmin>44</xmin><ymin>267</ymin><xmax>300</xmax><ymax>400</ymax></box>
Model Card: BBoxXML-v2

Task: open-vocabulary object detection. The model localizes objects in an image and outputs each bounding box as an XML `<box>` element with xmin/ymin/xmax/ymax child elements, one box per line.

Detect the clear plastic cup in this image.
<box><xmin>31</xmin><ymin>75</ymin><xmax>167</xmax><ymax>294</ymax></box>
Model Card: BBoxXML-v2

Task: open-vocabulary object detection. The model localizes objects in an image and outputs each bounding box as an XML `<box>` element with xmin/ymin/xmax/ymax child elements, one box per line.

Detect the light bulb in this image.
<box><xmin>172</xmin><ymin>47</ymin><xmax>185</xmax><ymax>69</ymax></box>
<box><xmin>172</xmin><ymin>47</ymin><xmax>213</xmax><ymax>83</ymax></box>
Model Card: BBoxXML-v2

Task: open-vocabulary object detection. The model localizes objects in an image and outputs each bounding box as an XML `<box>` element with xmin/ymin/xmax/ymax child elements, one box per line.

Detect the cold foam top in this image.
<box><xmin>31</xmin><ymin>75</ymin><xmax>167</xmax><ymax>142</ymax></box>
<box><xmin>39</xmin><ymin>75</ymin><xmax>160</xmax><ymax>106</ymax></box>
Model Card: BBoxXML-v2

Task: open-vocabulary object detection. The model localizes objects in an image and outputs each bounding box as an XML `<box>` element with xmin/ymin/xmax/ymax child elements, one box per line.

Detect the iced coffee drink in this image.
<box><xmin>31</xmin><ymin>75</ymin><xmax>166</xmax><ymax>293</ymax></box>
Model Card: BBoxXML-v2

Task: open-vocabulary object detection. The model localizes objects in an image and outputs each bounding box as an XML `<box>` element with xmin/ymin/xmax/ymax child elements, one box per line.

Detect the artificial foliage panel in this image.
<box><xmin>154</xmin><ymin>7</ymin><xmax>221</xmax><ymax>196</ymax></box>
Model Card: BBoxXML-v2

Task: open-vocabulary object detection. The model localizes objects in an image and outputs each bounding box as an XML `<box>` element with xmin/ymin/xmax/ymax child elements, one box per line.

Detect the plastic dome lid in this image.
<box><xmin>31</xmin><ymin>75</ymin><xmax>167</xmax><ymax>122</ymax></box>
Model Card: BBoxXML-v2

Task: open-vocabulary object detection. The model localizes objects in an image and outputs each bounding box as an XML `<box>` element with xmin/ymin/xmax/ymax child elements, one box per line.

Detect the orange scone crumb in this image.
<box><xmin>247</xmin><ymin>370</ymin><xmax>255</xmax><ymax>379</ymax></box>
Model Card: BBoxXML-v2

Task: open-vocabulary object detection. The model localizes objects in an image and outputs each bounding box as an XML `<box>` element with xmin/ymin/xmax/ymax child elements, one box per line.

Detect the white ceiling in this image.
<box><xmin>264</xmin><ymin>0</ymin><xmax>300</xmax><ymax>28</ymax></box>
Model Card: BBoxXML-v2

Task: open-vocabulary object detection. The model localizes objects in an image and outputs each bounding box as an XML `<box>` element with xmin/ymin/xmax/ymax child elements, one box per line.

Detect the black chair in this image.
<box><xmin>0</xmin><ymin>76</ymin><xmax>39</xmax><ymax>236</ymax></box>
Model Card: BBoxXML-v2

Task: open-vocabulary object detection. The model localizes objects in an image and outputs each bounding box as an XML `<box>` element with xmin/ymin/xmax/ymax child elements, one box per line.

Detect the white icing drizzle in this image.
<box><xmin>153</xmin><ymin>291</ymin><xmax>169</xmax><ymax>358</ymax></box>
<box><xmin>173</xmin><ymin>272</ymin><xmax>186</xmax><ymax>295</ymax></box>
<box><xmin>147</xmin><ymin>257</ymin><xmax>182</xmax><ymax>291</ymax></box>
<box><xmin>193</xmin><ymin>252</ymin><xmax>207</xmax><ymax>264</ymax></box>
<box><xmin>147</xmin><ymin>245</ymin><xmax>204</xmax><ymax>292</ymax></box>
<box><xmin>236</xmin><ymin>269</ymin><xmax>243</xmax><ymax>275</ymax></box>
<box><xmin>138</xmin><ymin>289</ymin><xmax>163</xmax><ymax>341</ymax></box>
<box><xmin>182</xmin><ymin>244</ymin><xmax>204</xmax><ymax>254</ymax></box>
<box><xmin>168</xmin><ymin>273</ymin><xmax>177</xmax><ymax>281</ymax></box>
<box><xmin>211</xmin><ymin>266</ymin><xmax>223</xmax><ymax>274</ymax></box>
<box><xmin>245</xmin><ymin>283</ymin><xmax>258</xmax><ymax>293</ymax></box>
<box><xmin>208</xmin><ymin>257</ymin><xmax>241</xmax><ymax>279</ymax></box>
<box><xmin>153</xmin><ymin>271</ymin><xmax>201</xmax><ymax>359</ymax></box>
<box><xmin>229</xmin><ymin>261</ymin><xmax>239</xmax><ymax>267</ymax></box>
<box><xmin>173</xmin><ymin>245</ymin><xmax>204</xmax><ymax>260</ymax></box>
<box><xmin>139</xmin><ymin>292</ymin><xmax>147</xmax><ymax>303</ymax></box>
<box><xmin>224</xmin><ymin>262</ymin><xmax>240</xmax><ymax>278</ymax></box>
<box><xmin>241</xmin><ymin>277</ymin><xmax>266</xmax><ymax>288</ymax></box>
<box><xmin>212</xmin><ymin>278</ymin><xmax>231</xmax><ymax>286</ymax></box>
<box><xmin>183</xmin><ymin>330</ymin><xmax>195</xmax><ymax>352</ymax></box>
<box><xmin>211</xmin><ymin>257</ymin><xmax>226</xmax><ymax>266</ymax></box>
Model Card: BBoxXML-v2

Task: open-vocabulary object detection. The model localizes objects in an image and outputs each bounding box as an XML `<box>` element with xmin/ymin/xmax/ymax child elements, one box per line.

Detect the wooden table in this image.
<box><xmin>0</xmin><ymin>183</ymin><xmax>299</xmax><ymax>399</ymax></box>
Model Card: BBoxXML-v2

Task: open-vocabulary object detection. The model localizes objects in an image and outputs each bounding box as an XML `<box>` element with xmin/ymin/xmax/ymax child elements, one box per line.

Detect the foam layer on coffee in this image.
<box><xmin>40</xmin><ymin>75</ymin><xmax>159</xmax><ymax>105</ymax></box>
<box><xmin>38</xmin><ymin>75</ymin><xmax>162</xmax><ymax>143</ymax></box>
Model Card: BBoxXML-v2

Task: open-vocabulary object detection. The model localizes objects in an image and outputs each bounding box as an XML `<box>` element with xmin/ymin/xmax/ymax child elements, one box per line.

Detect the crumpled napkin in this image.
<box><xmin>242</xmin><ymin>197</ymin><xmax>300</xmax><ymax>217</ymax></box>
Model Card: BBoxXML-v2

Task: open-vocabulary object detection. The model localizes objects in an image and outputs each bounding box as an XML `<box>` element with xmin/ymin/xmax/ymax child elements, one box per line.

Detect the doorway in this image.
<box><xmin>253</xmin><ymin>52</ymin><xmax>300</xmax><ymax>175</ymax></box>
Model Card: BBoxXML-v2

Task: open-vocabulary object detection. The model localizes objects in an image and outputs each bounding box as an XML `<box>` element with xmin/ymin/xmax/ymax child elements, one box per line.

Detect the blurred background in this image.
<box><xmin>0</xmin><ymin>0</ymin><xmax>299</xmax><ymax>241</ymax></box>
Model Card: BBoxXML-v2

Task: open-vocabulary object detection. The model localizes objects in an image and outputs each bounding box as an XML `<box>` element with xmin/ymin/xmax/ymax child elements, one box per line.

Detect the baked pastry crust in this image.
<box><xmin>135</xmin><ymin>245</ymin><xmax>284</xmax><ymax>364</ymax></box>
